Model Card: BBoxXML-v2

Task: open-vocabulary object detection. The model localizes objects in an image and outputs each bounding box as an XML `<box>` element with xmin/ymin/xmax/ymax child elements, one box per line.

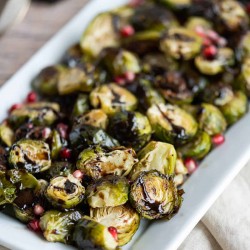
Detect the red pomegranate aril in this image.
<box><xmin>114</xmin><ymin>76</ymin><xmax>126</xmax><ymax>85</ymax></box>
<box><xmin>108</xmin><ymin>226</ymin><xmax>118</xmax><ymax>241</ymax></box>
<box><xmin>202</xmin><ymin>38</ymin><xmax>212</xmax><ymax>47</ymax></box>
<box><xmin>28</xmin><ymin>219</ymin><xmax>41</xmax><ymax>232</ymax></box>
<box><xmin>212</xmin><ymin>134</ymin><xmax>225</xmax><ymax>146</ymax></box>
<box><xmin>246</xmin><ymin>3</ymin><xmax>250</xmax><ymax>14</ymax></box>
<box><xmin>124</xmin><ymin>72</ymin><xmax>135</xmax><ymax>82</ymax></box>
<box><xmin>203</xmin><ymin>45</ymin><xmax>217</xmax><ymax>60</ymax></box>
<box><xmin>9</xmin><ymin>103</ymin><xmax>22</xmax><ymax>113</ymax></box>
<box><xmin>120</xmin><ymin>25</ymin><xmax>135</xmax><ymax>37</ymax></box>
<box><xmin>129</xmin><ymin>0</ymin><xmax>144</xmax><ymax>7</ymax></box>
<box><xmin>206</xmin><ymin>30</ymin><xmax>219</xmax><ymax>42</ymax></box>
<box><xmin>42</xmin><ymin>127</ymin><xmax>51</xmax><ymax>139</ymax></box>
<box><xmin>184</xmin><ymin>158</ymin><xmax>198</xmax><ymax>174</ymax></box>
<box><xmin>60</xmin><ymin>148</ymin><xmax>71</xmax><ymax>159</ymax></box>
<box><xmin>73</xmin><ymin>170</ymin><xmax>84</xmax><ymax>179</ymax></box>
<box><xmin>26</xmin><ymin>91</ymin><xmax>37</xmax><ymax>103</ymax></box>
<box><xmin>57</xmin><ymin>123</ymin><xmax>68</xmax><ymax>139</ymax></box>
<box><xmin>34</xmin><ymin>204</ymin><xmax>44</xmax><ymax>216</ymax></box>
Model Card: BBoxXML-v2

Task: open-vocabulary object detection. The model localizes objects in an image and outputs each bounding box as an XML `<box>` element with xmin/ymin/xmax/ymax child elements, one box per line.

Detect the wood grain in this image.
<box><xmin>0</xmin><ymin>0</ymin><xmax>89</xmax><ymax>86</ymax></box>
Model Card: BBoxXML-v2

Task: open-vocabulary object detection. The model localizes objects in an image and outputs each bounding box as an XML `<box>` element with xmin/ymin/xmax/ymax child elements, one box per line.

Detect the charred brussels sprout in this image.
<box><xmin>73</xmin><ymin>216</ymin><xmax>118</xmax><ymax>250</ymax></box>
<box><xmin>0</xmin><ymin>123</ymin><xmax>14</xmax><ymax>147</ymax></box>
<box><xmin>69</xmin><ymin>125</ymin><xmax>119</xmax><ymax>153</ymax></box>
<box><xmin>198</xmin><ymin>104</ymin><xmax>227</xmax><ymax>136</ymax></box>
<box><xmin>86</xmin><ymin>175</ymin><xmax>129</xmax><ymax>208</ymax></box>
<box><xmin>220</xmin><ymin>91</ymin><xmax>248</xmax><ymax>125</ymax></box>
<box><xmin>129</xmin><ymin>170</ymin><xmax>183</xmax><ymax>220</ymax></box>
<box><xmin>236</xmin><ymin>57</ymin><xmax>250</xmax><ymax>97</ymax></box>
<box><xmin>80</xmin><ymin>12</ymin><xmax>120</xmax><ymax>58</ymax></box>
<box><xmin>72</xmin><ymin>94</ymin><xmax>90</xmax><ymax>117</ymax></box>
<box><xmin>45</xmin><ymin>174</ymin><xmax>85</xmax><ymax>209</ymax></box>
<box><xmin>45</xmin><ymin>161</ymin><xmax>74</xmax><ymax>179</ymax></box>
<box><xmin>9</xmin><ymin>139</ymin><xmax>51</xmax><ymax>173</ymax></box>
<box><xmin>8</xmin><ymin>102</ymin><xmax>59</xmax><ymax>128</ymax></box>
<box><xmin>90</xmin><ymin>83</ymin><xmax>138</xmax><ymax>115</ymax></box>
<box><xmin>13</xmin><ymin>203</ymin><xmax>35</xmax><ymax>223</ymax></box>
<box><xmin>108</xmin><ymin>111</ymin><xmax>152</xmax><ymax>151</ymax></box>
<box><xmin>0</xmin><ymin>173</ymin><xmax>16</xmax><ymax>205</ymax></box>
<box><xmin>102</xmin><ymin>48</ymin><xmax>141</xmax><ymax>77</ymax></box>
<box><xmin>40</xmin><ymin>210</ymin><xmax>82</xmax><ymax>243</ymax></box>
<box><xmin>195</xmin><ymin>47</ymin><xmax>234</xmax><ymax>75</ymax></box>
<box><xmin>160</xmin><ymin>27</ymin><xmax>202</xmax><ymax>60</ymax></box>
<box><xmin>178</xmin><ymin>131</ymin><xmax>211</xmax><ymax>159</ymax></box>
<box><xmin>74</xmin><ymin>109</ymin><xmax>108</xmax><ymax>130</ymax></box>
<box><xmin>129</xmin><ymin>141</ymin><xmax>176</xmax><ymax>181</ymax></box>
<box><xmin>147</xmin><ymin>103</ymin><xmax>198</xmax><ymax>145</ymax></box>
<box><xmin>90</xmin><ymin>204</ymin><xmax>140</xmax><ymax>246</ymax></box>
<box><xmin>77</xmin><ymin>146</ymin><xmax>137</xmax><ymax>180</ymax></box>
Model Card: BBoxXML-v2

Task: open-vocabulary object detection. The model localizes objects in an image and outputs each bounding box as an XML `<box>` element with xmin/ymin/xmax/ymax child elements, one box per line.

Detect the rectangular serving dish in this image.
<box><xmin>0</xmin><ymin>0</ymin><xmax>250</xmax><ymax>249</ymax></box>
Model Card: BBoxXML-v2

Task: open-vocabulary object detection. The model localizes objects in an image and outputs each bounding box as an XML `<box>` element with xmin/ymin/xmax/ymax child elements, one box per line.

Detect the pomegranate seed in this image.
<box><xmin>73</xmin><ymin>170</ymin><xmax>84</xmax><ymax>179</ymax></box>
<box><xmin>245</xmin><ymin>3</ymin><xmax>250</xmax><ymax>14</ymax></box>
<box><xmin>184</xmin><ymin>158</ymin><xmax>198</xmax><ymax>174</ymax></box>
<box><xmin>114</xmin><ymin>76</ymin><xmax>126</xmax><ymax>85</ymax></box>
<box><xmin>26</xmin><ymin>91</ymin><xmax>37</xmax><ymax>103</ymax></box>
<box><xmin>206</xmin><ymin>30</ymin><xmax>219</xmax><ymax>42</ymax></box>
<box><xmin>9</xmin><ymin>103</ymin><xmax>22</xmax><ymax>113</ymax></box>
<box><xmin>120</xmin><ymin>25</ymin><xmax>135</xmax><ymax>37</ymax></box>
<box><xmin>28</xmin><ymin>219</ymin><xmax>41</xmax><ymax>232</ymax></box>
<box><xmin>27</xmin><ymin>123</ymin><xmax>34</xmax><ymax>129</ymax></box>
<box><xmin>108</xmin><ymin>226</ymin><xmax>118</xmax><ymax>241</ymax></box>
<box><xmin>212</xmin><ymin>134</ymin><xmax>225</xmax><ymax>146</ymax></box>
<box><xmin>203</xmin><ymin>45</ymin><xmax>217</xmax><ymax>60</ymax></box>
<box><xmin>124</xmin><ymin>72</ymin><xmax>135</xmax><ymax>82</ymax></box>
<box><xmin>33</xmin><ymin>204</ymin><xmax>44</xmax><ymax>216</ymax></box>
<box><xmin>202</xmin><ymin>38</ymin><xmax>212</xmax><ymax>47</ymax></box>
<box><xmin>60</xmin><ymin>148</ymin><xmax>71</xmax><ymax>159</ymax></box>
<box><xmin>42</xmin><ymin>127</ymin><xmax>51</xmax><ymax>139</ymax></box>
<box><xmin>129</xmin><ymin>0</ymin><xmax>144</xmax><ymax>7</ymax></box>
<box><xmin>57</xmin><ymin>123</ymin><xmax>68</xmax><ymax>139</ymax></box>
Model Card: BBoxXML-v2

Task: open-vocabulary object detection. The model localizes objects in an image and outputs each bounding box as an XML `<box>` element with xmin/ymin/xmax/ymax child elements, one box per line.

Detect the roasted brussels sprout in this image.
<box><xmin>160</xmin><ymin>27</ymin><xmax>202</xmax><ymax>60</ymax></box>
<box><xmin>236</xmin><ymin>57</ymin><xmax>250</xmax><ymax>97</ymax></box>
<box><xmin>185</xmin><ymin>17</ymin><xmax>212</xmax><ymax>31</ymax></box>
<box><xmin>178</xmin><ymin>131</ymin><xmax>211</xmax><ymax>159</ymax></box>
<box><xmin>220</xmin><ymin>91</ymin><xmax>248</xmax><ymax>125</ymax></box>
<box><xmin>13</xmin><ymin>203</ymin><xmax>35</xmax><ymax>223</ymax></box>
<box><xmin>102</xmin><ymin>48</ymin><xmax>141</xmax><ymax>77</ymax></box>
<box><xmin>108</xmin><ymin>111</ymin><xmax>152</xmax><ymax>151</ymax></box>
<box><xmin>90</xmin><ymin>83</ymin><xmax>138</xmax><ymax>115</ymax></box>
<box><xmin>198</xmin><ymin>103</ymin><xmax>227</xmax><ymax>136</ymax></box>
<box><xmin>0</xmin><ymin>123</ymin><xmax>14</xmax><ymax>147</ymax></box>
<box><xmin>45</xmin><ymin>174</ymin><xmax>85</xmax><ymax>209</ymax></box>
<box><xmin>90</xmin><ymin>204</ymin><xmax>140</xmax><ymax>246</ymax></box>
<box><xmin>51</xmin><ymin>130</ymin><xmax>67</xmax><ymax>160</ymax></box>
<box><xmin>72</xmin><ymin>94</ymin><xmax>90</xmax><ymax>117</ymax></box>
<box><xmin>76</xmin><ymin>145</ymin><xmax>137</xmax><ymax>180</ymax></box>
<box><xmin>147</xmin><ymin>103</ymin><xmax>198</xmax><ymax>145</ymax></box>
<box><xmin>44</xmin><ymin>161</ymin><xmax>74</xmax><ymax>179</ymax></box>
<box><xmin>0</xmin><ymin>173</ymin><xmax>16</xmax><ymax>205</ymax></box>
<box><xmin>69</xmin><ymin>125</ymin><xmax>119</xmax><ymax>153</ymax></box>
<box><xmin>74</xmin><ymin>109</ymin><xmax>108</xmax><ymax>130</ymax></box>
<box><xmin>129</xmin><ymin>170</ymin><xmax>183</xmax><ymax>220</ymax></box>
<box><xmin>40</xmin><ymin>210</ymin><xmax>82</xmax><ymax>243</ymax></box>
<box><xmin>8</xmin><ymin>102</ymin><xmax>60</xmax><ymax>128</ymax></box>
<box><xmin>80</xmin><ymin>12</ymin><xmax>120</xmax><ymax>58</ymax></box>
<box><xmin>86</xmin><ymin>175</ymin><xmax>129</xmax><ymax>208</ymax></box>
<box><xmin>9</xmin><ymin>139</ymin><xmax>51</xmax><ymax>173</ymax></box>
<box><xmin>174</xmin><ymin>157</ymin><xmax>188</xmax><ymax>187</ymax></box>
<box><xmin>157</xmin><ymin>0</ymin><xmax>191</xmax><ymax>10</ymax></box>
<box><xmin>0</xmin><ymin>146</ymin><xmax>8</xmax><ymax>172</ymax></box>
<box><xmin>195</xmin><ymin>47</ymin><xmax>234</xmax><ymax>75</ymax></box>
<box><xmin>129</xmin><ymin>141</ymin><xmax>176</xmax><ymax>181</ymax></box>
<box><xmin>236</xmin><ymin>32</ymin><xmax>250</xmax><ymax>61</ymax></box>
<box><xmin>73</xmin><ymin>216</ymin><xmax>118</xmax><ymax>250</ymax></box>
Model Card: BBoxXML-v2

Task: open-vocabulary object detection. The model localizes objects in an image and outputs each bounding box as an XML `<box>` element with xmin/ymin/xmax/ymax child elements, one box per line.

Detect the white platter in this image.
<box><xmin>0</xmin><ymin>0</ymin><xmax>250</xmax><ymax>249</ymax></box>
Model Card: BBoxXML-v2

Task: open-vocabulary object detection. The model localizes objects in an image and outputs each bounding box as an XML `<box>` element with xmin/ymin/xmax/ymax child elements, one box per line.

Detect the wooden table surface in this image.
<box><xmin>0</xmin><ymin>0</ymin><xmax>89</xmax><ymax>86</ymax></box>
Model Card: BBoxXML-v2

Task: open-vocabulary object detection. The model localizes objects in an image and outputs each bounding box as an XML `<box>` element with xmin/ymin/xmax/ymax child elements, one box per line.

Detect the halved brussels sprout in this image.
<box><xmin>90</xmin><ymin>204</ymin><xmax>140</xmax><ymax>246</ymax></box>
<box><xmin>129</xmin><ymin>141</ymin><xmax>176</xmax><ymax>181</ymax></box>
<box><xmin>86</xmin><ymin>175</ymin><xmax>129</xmax><ymax>208</ymax></box>
<box><xmin>195</xmin><ymin>47</ymin><xmax>234</xmax><ymax>75</ymax></box>
<box><xmin>62</xmin><ymin>44</ymin><xmax>85</xmax><ymax>68</ymax></box>
<box><xmin>147</xmin><ymin>103</ymin><xmax>198</xmax><ymax>145</ymax></box>
<box><xmin>40</xmin><ymin>210</ymin><xmax>82</xmax><ymax>243</ymax></box>
<box><xmin>198</xmin><ymin>103</ymin><xmax>227</xmax><ymax>136</ymax></box>
<box><xmin>129</xmin><ymin>170</ymin><xmax>183</xmax><ymax>220</ymax></box>
<box><xmin>102</xmin><ymin>48</ymin><xmax>141</xmax><ymax>77</ymax></box>
<box><xmin>9</xmin><ymin>139</ymin><xmax>51</xmax><ymax>173</ymax></box>
<box><xmin>77</xmin><ymin>145</ymin><xmax>138</xmax><ymax>180</ymax></box>
<box><xmin>80</xmin><ymin>12</ymin><xmax>120</xmax><ymax>58</ymax></box>
<box><xmin>158</xmin><ymin>0</ymin><xmax>191</xmax><ymax>10</ymax></box>
<box><xmin>136</xmin><ymin>78</ymin><xmax>165</xmax><ymax>110</ymax></box>
<box><xmin>74</xmin><ymin>109</ymin><xmax>108</xmax><ymax>130</ymax></box>
<box><xmin>0</xmin><ymin>172</ymin><xmax>16</xmax><ymax>205</ymax></box>
<box><xmin>174</xmin><ymin>157</ymin><xmax>188</xmax><ymax>187</ymax></box>
<box><xmin>236</xmin><ymin>57</ymin><xmax>250</xmax><ymax>97</ymax></box>
<box><xmin>0</xmin><ymin>146</ymin><xmax>8</xmax><ymax>172</ymax></box>
<box><xmin>0</xmin><ymin>123</ymin><xmax>14</xmax><ymax>147</ymax></box>
<box><xmin>8</xmin><ymin>102</ymin><xmax>60</xmax><ymax>128</ymax></box>
<box><xmin>44</xmin><ymin>161</ymin><xmax>74</xmax><ymax>179</ymax></box>
<box><xmin>185</xmin><ymin>17</ymin><xmax>212</xmax><ymax>31</ymax></box>
<box><xmin>51</xmin><ymin>130</ymin><xmax>67</xmax><ymax>160</ymax></box>
<box><xmin>69</xmin><ymin>125</ymin><xmax>119</xmax><ymax>153</ymax></box>
<box><xmin>73</xmin><ymin>216</ymin><xmax>118</xmax><ymax>250</ymax></box>
<box><xmin>236</xmin><ymin>32</ymin><xmax>250</xmax><ymax>61</ymax></box>
<box><xmin>108</xmin><ymin>111</ymin><xmax>152</xmax><ymax>151</ymax></box>
<box><xmin>45</xmin><ymin>174</ymin><xmax>85</xmax><ymax>209</ymax></box>
<box><xmin>13</xmin><ymin>203</ymin><xmax>35</xmax><ymax>223</ymax></box>
<box><xmin>178</xmin><ymin>131</ymin><xmax>211</xmax><ymax>159</ymax></box>
<box><xmin>90</xmin><ymin>83</ymin><xmax>138</xmax><ymax>115</ymax></box>
<box><xmin>122</xmin><ymin>30</ymin><xmax>162</xmax><ymax>55</ymax></box>
<box><xmin>220</xmin><ymin>91</ymin><xmax>248</xmax><ymax>125</ymax></box>
<box><xmin>130</xmin><ymin>4</ymin><xmax>178</xmax><ymax>31</ymax></box>
<box><xmin>160</xmin><ymin>27</ymin><xmax>202</xmax><ymax>60</ymax></box>
<box><xmin>72</xmin><ymin>94</ymin><xmax>90</xmax><ymax>117</ymax></box>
